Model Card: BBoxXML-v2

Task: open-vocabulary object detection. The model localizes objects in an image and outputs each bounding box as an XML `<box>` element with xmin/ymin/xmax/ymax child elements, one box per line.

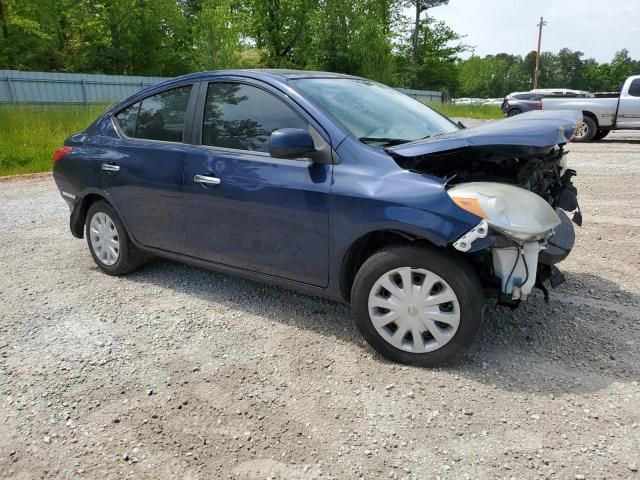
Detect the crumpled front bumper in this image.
<box><xmin>539</xmin><ymin>209</ymin><xmax>575</xmax><ymax>265</ymax></box>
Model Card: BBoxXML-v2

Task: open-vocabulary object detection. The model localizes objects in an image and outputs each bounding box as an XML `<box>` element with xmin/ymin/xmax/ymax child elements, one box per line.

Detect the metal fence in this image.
<box><xmin>0</xmin><ymin>70</ymin><xmax>166</xmax><ymax>104</ymax></box>
<box><xmin>0</xmin><ymin>70</ymin><xmax>444</xmax><ymax>105</ymax></box>
<box><xmin>396</xmin><ymin>88</ymin><xmax>444</xmax><ymax>104</ymax></box>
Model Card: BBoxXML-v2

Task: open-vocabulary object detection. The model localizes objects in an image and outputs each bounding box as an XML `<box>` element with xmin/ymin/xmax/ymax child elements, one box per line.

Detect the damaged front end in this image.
<box><xmin>388</xmin><ymin>110</ymin><xmax>583</xmax><ymax>305</ymax></box>
<box><xmin>446</xmin><ymin>181</ymin><xmax>574</xmax><ymax>304</ymax></box>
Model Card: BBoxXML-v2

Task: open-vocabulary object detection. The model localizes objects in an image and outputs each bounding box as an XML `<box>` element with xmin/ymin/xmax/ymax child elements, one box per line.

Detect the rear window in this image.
<box><xmin>115</xmin><ymin>85</ymin><xmax>192</xmax><ymax>142</ymax></box>
<box><xmin>629</xmin><ymin>79</ymin><xmax>640</xmax><ymax>97</ymax></box>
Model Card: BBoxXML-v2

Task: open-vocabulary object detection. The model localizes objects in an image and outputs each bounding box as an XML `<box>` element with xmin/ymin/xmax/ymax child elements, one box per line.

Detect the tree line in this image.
<box><xmin>0</xmin><ymin>0</ymin><xmax>637</xmax><ymax>97</ymax></box>
<box><xmin>458</xmin><ymin>49</ymin><xmax>639</xmax><ymax>98</ymax></box>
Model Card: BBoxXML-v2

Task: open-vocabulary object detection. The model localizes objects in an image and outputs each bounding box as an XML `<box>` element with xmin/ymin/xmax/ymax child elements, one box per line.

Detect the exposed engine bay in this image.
<box><xmin>392</xmin><ymin>144</ymin><xmax>580</xmax><ymax>217</ymax></box>
<box><xmin>390</xmin><ymin>142</ymin><xmax>581</xmax><ymax>306</ymax></box>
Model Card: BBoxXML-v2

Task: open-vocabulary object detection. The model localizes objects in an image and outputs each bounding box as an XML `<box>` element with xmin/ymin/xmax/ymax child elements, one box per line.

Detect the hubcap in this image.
<box><xmin>368</xmin><ymin>267</ymin><xmax>461</xmax><ymax>353</ymax></box>
<box><xmin>575</xmin><ymin>122</ymin><xmax>589</xmax><ymax>139</ymax></box>
<box><xmin>89</xmin><ymin>212</ymin><xmax>120</xmax><ymax>266</ymax></box>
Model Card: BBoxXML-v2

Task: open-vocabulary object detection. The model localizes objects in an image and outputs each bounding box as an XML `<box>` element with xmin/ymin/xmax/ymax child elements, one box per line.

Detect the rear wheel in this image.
<box><xmin>573</xmin><ymin>116</ymin><xmax>597</xmax><ymax>142</ymax></box>
<box><xmin>85</xmin><ymin>200</ymin><xmax>145</xmax><ymax>275</ymax></box>
<box><xmin>593</xmin><ymin>129</ymin><xmax>610</xmax><ymax>140</ymax></box>
<box><xmin>351</xmin><ymin>246</ymin><xmax>484</xmax><ymax>367</ymax></box>
<box><xmin>507</xmin><ymin>108</ymin><xmax>522</xmax><ymax>117</ymax></box>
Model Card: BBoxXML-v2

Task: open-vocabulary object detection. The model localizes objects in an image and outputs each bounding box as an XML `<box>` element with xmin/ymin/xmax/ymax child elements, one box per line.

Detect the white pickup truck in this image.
<box><xmin>541</xmin><ymin>75</ymin><xmax>640</xmax><ymax>142</ymax></box>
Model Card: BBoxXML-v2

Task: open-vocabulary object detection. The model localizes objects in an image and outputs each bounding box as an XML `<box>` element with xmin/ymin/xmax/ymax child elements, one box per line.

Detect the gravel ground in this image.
<box><xmin>1</xmin><ymin>125</ymin><xmax>640</xmax><ymax>479</ymax></box>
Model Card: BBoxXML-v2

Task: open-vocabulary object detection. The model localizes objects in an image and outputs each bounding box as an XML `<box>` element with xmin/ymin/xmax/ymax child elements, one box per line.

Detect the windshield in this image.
<box><xmin>291</xmin><ymin>78</ymin><xmax>459</xmax><ymax>145</ymax></box>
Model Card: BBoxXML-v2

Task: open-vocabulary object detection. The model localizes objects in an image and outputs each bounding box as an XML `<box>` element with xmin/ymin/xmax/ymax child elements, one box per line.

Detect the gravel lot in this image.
<box><xmin>1</xmin><ymin>126</ymin><xmax>640</xmax><ymax>479</ymax></box>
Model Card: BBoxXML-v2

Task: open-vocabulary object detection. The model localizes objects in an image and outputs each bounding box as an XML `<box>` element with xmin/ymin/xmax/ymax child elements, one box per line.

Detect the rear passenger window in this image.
<box><xmin>629</xmin><ymin>79</ymin><xmax>640</xmax><ymax>97</ymax></box>
<box><xmin>202</xmin><ymin>82</ymin><xmax>307</xmax><ymax>152</ymax></box>
<box><xmin>115</xmin><ymin>102</ymin><xmax>140</xmax><ymax>137</ymax></box>
<box><xmin>115</xmin><ymin>85</ymin><xmax>192</xmax><ymax>142</ymax></box>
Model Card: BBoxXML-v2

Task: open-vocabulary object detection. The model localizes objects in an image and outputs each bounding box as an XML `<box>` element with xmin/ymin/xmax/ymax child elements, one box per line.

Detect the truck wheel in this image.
<box><xmin>573</xmin><ymin>116</ymin><xmax>597</xmax><ymax>142</ymax></box>
<box><xmin>85</xmin><ymin>200</ymin><xmax>146</xmax><ymax>275</ymax></box>
<box><xmin>351</xmin><ymin>245</ymin><xmax>484</xmax><ymax>367</ymax></box>
<box><xmin>593</xmin><ymin>129</ymin><xmax>610</xmax><ymax>140</ymax></box>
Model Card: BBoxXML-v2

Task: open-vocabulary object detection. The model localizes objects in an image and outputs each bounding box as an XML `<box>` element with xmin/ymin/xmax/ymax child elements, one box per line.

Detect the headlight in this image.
<box><xmin>448</xmin><ymin>182</ymin><xmax>560</xmax><ymax>241</ymax></box>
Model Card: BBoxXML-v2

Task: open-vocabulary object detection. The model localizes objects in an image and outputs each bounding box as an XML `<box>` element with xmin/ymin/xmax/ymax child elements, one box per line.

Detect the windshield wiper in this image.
<box><xmin>359</xmin><ymin>137</ymin><xmax>413</xmax><ymax>146</ymax></box>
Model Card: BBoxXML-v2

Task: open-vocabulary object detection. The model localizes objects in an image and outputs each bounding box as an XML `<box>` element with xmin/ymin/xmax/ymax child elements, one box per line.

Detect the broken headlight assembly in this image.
<box><xmin>448</xmin><ymin>182</ymin><xmax>563</xmax><ymax>301</ymax></box>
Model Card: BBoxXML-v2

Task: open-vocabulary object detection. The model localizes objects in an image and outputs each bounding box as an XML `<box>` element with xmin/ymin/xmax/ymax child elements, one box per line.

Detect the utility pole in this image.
<box><xmin>533</xmin><ymin>16</ymin><xmax>547</xmax><ymax>89</ymax></box>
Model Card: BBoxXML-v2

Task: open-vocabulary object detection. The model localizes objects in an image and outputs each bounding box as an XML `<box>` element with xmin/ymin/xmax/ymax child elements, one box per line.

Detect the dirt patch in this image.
<box><xmin>1</xmin><ymin>130</ymin><xmax>639</xmax><ymax>479</ymax></box>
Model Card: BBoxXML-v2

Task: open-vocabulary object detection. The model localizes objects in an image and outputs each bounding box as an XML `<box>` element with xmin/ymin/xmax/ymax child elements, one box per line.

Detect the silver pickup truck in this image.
<box><xmin>541</xmin><ymin>75</ymin><xmax>640</xmax><ymax>141</ymax></box>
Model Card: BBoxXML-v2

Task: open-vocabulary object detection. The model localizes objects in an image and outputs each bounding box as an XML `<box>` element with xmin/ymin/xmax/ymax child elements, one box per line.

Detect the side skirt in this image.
<box><xmin>136</xmin><ymin>244</ymin><xmax>346</xmax><ymax>305</ymax></box>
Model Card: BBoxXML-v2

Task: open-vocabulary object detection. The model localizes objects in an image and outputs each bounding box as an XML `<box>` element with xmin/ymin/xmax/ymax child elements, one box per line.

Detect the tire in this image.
<box><xmin>593</xmin><ymin>129</ymin><xmax>610</xmax><ymax>140</ymax></box>
<box><xmin>507</xmin><ymin>108</ymin><xmax>522</xmax><ymax>117</ymax></box>
<box><xmin>573</xmin><ymin>116</ymin><xmax>597</xmax><ymax>142</ymax></box>
<box><xmin>351</xmin><ymin>245</ymin><xmax>484</xmax><ymax>367</ymax></box>
<box><xmin>85</xmin><ymin>200</ymin><xmax>145</xmax><ymax>275</ymax></box>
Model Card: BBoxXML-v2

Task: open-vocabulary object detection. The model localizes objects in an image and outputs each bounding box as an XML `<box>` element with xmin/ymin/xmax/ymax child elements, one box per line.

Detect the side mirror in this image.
<box><xmin>457</xmin><ymin>120</ymin><xmax>466</xmax><ymax>129</ymax></box>
<box><xmin>269</xmin><ymin>128</ymin><xmax>318</xmax><ymax>160</ymax></box>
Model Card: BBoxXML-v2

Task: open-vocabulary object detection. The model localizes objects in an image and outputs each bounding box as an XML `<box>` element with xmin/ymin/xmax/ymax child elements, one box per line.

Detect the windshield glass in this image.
<box><xmin>291</xmin><ymin>78</ymin><xmax>458</xmax><ymax>145</ymax></box>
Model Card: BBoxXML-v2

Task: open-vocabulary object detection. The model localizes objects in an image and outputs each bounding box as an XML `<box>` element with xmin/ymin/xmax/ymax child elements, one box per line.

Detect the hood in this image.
<box><xmin>387</xmin><ymin>110</ymin><xmax>582</xmax><ymax>158</ymax></box>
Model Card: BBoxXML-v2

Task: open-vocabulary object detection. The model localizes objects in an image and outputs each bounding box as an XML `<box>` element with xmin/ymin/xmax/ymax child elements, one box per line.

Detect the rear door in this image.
<box><xmin>182</xmin><ymin>79</ymin><xmax>332</xmax><ymax>287</ymax></box>
<box><xmin>104</xmin><ymin>84</ymin><xmax>197</xmax><ymax>252</ymax></box>
<box><xmin>616</xmin><ymin>78</ymin><xmax>640</xmax><ymax>128</ymax></box>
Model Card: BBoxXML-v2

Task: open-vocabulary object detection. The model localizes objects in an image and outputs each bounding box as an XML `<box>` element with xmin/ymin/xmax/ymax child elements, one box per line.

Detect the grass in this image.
<box><xmin>430</xmin><ymin>103</ymin><xmax>504</xmax><ymax>120</ymax></box>
<box><xmin>0</xmin><ymin>104</ymin><xmax>108</xmax><ymax>176</ymax></box>
<box><xmin>0</xmin><ymin>101</ymin><xmax>503</xmax><ymax>176</ymax></box>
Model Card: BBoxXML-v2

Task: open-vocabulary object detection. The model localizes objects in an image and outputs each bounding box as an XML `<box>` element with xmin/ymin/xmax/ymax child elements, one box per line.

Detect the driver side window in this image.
<box><xmin>202</xmin><ymin>82</ymin><xmax>307</xmax><ymax>153</ymax></box>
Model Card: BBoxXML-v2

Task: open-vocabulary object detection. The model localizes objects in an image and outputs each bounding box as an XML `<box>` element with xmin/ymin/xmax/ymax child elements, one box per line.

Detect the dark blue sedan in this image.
<box><xmin>53</xmin><ymin>70</ymin><xmax>582</xmax><ymax>366</ymax></box>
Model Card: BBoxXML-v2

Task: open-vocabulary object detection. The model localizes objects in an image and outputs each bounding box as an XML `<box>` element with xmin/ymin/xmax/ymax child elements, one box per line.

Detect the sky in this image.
<box><xmin>422</xmin><ymin>0</ymin><xmax>640</xmax><ymax>62</ymax></box>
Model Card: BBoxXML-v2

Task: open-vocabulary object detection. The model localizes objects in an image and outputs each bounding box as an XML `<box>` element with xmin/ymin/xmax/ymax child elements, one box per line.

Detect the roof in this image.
<box><xmin>159</xmin><ymin>69</ymin><xmax>361</xmax><ymax>86</ymax></box>
<box><xmin>104</xmin><ymin>69</ymin><xmax>364</xmax><ymax>116</ymax></box>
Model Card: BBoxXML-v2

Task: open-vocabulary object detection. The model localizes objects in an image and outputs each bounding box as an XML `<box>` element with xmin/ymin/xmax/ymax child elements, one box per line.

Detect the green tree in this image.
<box><xmin>244</xmin><ymin>0</ymin><xmax>316</xmax><ymax>67</ymax></box>
<box><xmin>298</xmin><ymin>0</ymin><xmax>397</xmax><ymax>83</ymax></box>
<box><xmin>395</xmin><ymin>14</ymin><xmax>465</xmax><ymax>93</ymax></box>
<box><xmin>609</xmin><ymin>49</ymin><xmax>634</xmax><ymax>90</ymax></box>
<box><xmin>556</xmin><ymin>48</ymin><xmax>586</xmax><ymax>90</ymax></box>
<box><xmin>404</xmin><ymin>0</ymin><xmax>448</xmax><ymax>64</ymax></box>
<box><xmin>3</xmin><ymin>0</ymin><xmax>638</xmax><ymax>99</ymax></box>
<box><xmin>0</xmin><ymin>0</ymin><xmax>66</xmax><ymax>70</ymax></box>
<box><xmin>62</xmin><ymin>0</ymin><xmax>191</xmax><ymax>75</ymax></box>
<box><xmin>457</xmin><ymin>54</ymin><xmax>528</xmax><ymax>97</ymax></box>
<box><xmin>193</xmin><ymin>0</ymin><xmax>243</xmax><ymax>70</ymax></box>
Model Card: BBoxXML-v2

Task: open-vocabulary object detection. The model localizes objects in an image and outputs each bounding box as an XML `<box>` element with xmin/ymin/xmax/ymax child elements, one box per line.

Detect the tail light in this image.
<box><xmin>537</xmin><ymin>101</ymin><xmax>543</xmax><ymax>110</ymax></box>
<box><xmin>52</xmin><ymin>146</ymin><xmax>72</xmax><ymax>166</ymax></box>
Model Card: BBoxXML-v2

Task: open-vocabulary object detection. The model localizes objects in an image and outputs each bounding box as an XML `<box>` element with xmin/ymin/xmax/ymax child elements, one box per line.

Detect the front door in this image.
<box><xmin>183</xmin><ymin>81</ymin><xmax>331</xmax><ymax>287</ymax></box>
<box><xmin>617</xmin><ymin>78</ymin><xmax>640</xmax><ymax>128</ymax></box>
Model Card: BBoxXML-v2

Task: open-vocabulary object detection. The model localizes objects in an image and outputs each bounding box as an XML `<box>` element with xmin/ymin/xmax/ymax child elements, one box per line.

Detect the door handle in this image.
<box><xmin>194</xmin><ymin>174</ymin><xmax>221</xmax><ymax>185</ymax></box>
<box><xmin>101</xmin><ymin>163</ymin><xmax>120</xmax><ymax>173</ymax></box>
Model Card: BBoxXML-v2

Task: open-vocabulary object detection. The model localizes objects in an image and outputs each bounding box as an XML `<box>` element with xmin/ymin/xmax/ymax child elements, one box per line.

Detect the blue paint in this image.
<box><xmin>53</xmin><ymin>70</ymin><xmax>577</xmax><ymax>302</ymax></box>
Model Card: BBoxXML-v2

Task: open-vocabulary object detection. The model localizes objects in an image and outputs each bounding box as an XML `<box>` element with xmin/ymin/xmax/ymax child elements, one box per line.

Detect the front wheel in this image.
<box><xmin>593</xmin><ymin>129</ymin><xmax>610</xmax><ymax>140</ymax></box>
<box><xmin>351</xmin><ymin>246</ymin><xmax>484</xmax><ymax>367</ymax></box>
<box><xmin>507</xmin><ymin>108</ymin><xmax>522</xmax><ymax>117</ymax></box>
